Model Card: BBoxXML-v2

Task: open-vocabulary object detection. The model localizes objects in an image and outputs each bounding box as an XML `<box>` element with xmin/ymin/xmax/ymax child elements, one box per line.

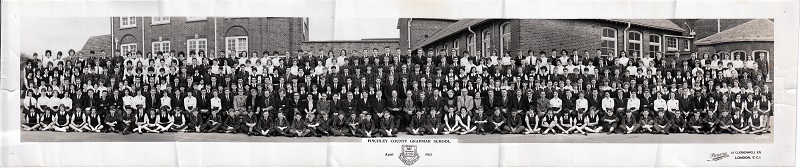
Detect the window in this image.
<box><xmin>730</xmin><ymin>50</ymin><xmax>746</xmax><ymax>59</ymax></box>
<box><xmin>225</xmin><ymin>36</ymin><xmax>248</xmax><ymax>57</ymax></box>
<box><xmin>752</xmin><ymin>50</ymin><xmax>770</xmax><ymax>60</ymax></box>
<box><xmin>500</xmin><ymin>22</ymin><xmax>511</xmax><ymax>56</ymax></box>
<box><xmin>683</xmin><ymin>39</ymin><xmax>691</xmax><ymax>51</ymax></box>
<box><xmin>453</xmin><ymin>39</ymin><xmax>459</xmax><ymax>51</ymax></box>
<box><xmin>600</xmin><ymin>27</ymin><xmax>617</xmax><ymax>57</ymax></box>
<box><xmin>187</xmin><ymin>39</ymin><xmax>208</xmax><ymax>54</ymax></box>
<box><xmin>151</xmin><ymin>17</ymin><xmax>170</xmax><ymax>25</ymax></box>
<box><xmin>481</xmin><ymin>29</ymin><xmax>491</xmax><ymax>57</ymax></box>
<box><xmin>120</xmin><ymin>17</ymin><xmax>136</xmax><ymax>28</ymax></box>
<box><xmin>467</xmin><ymin>34</ymin><xmax>476</xmax><ymax>56</ymax></box>
<box><xmin>120</xmin><ymin>43</ymin><xmax>137</xmax><ymax>56</ymax></box>
<box><xmin>151</xmin><ymin>41</ymin><xmax>171</xmax><ymax>54</ymax></box>
<box><xmin>666</xmin><ymin>37</ymin><xmax>678</xmax><ymax>51</ymax></box>
<box><xmin>186</xmin><ymin>17</ymin><xmax>207</xmax><ymax>22</ymax></box>
<box><xmin>627</xmin><ymin>31</ymin><xmax>642</xmax><ymax>57</ymax></box>
<box><xmin>648</xmin><ymin>35</ymin><xmax>662</xmax><ymax>57</ymax></box>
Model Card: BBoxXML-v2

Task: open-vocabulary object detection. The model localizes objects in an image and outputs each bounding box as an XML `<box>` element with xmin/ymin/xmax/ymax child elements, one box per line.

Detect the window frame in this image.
<box><xmin>186</xmin><ymin>17</ymin><xmax>208</xmax><ymax>22</ymax></box>
<box><xmin>120</xmin><ymin>17</ymin><xmax>136</xmax><ymax>29</ymax></box>
<box><xmin>187</xmin><ymin>38</ymin><xmax>208</xmax><ymax>54</ymax></box>
<box><xmin>666</xmin><ymin>37</ymin><xmax>678</xmax><ymax>51</ymax></box>
<box><xmin>600</xmin><ymin>27</ymin><xmax>617</xmax><ymax>57</ymax></box>
<box><xmin>683</xmin><ymin>39</ymin><xmax>691</xmax><ymax>51</ymax></box>
<box><xmin>627</xmin><ymin>31</ymin><xmax>643</xmax><ymax>57</ymax></box>
<box><xmin>453</xmin><ymin>39</ymin><xmax>459</xmax><ymax>52</ymax></box>
<box><xmin>499</xmin><ymin>22</ymin><xmax>511</xmax><ymax>56</ymax></box>
<box><xmin>151</xmin><ymin>17</ymin><xmax>170</xmax><ymax>25</ymax></box>
<box><xmin>151</xmin><ymin>41</ymin><xmax>171</xmax><ymax>54</ymax></box>
<box><xmin>752</xmin><ymin>50</ymin><xmax>770</xmax><ymax>60</ymax></box>
<box><xmin>481</xmin><ymin>29</ymin><xmax>491</xmax><ymax>57</ymax></box>
<box><xmin>225</xmin><ymin>36</ymin><xmax>249</xmax><ymax>57</ymax></box>
<box><xmin>648</xmin><ymin>34</ymin><xmax>662</xmax><ymax>57</ymax></box>
<box><xmin>466</xmin><ymin>34</ymin><xmax>476</xmax><ymax>56</ymax></box>
<box><xmin>120</xmin><ymin>43</ymin><xmax>138</xmax><ymax>56</ymax></box>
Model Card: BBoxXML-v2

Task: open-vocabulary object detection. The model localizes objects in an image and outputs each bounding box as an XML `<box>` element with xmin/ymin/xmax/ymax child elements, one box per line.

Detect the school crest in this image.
<box><xmin>398</xmin><ymin>145</ymin><xmax>420</xmax><ymax>166</ymax></box>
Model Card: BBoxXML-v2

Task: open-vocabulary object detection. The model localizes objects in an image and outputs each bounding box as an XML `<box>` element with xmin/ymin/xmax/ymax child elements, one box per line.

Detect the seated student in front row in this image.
<box><xmin>186</xmin><ymin>110</ymin><xmax>202</xmax><ymax>133</ymax></box>
<box><xmin>256</xmin><ymin>111</ymin><xmax>274</xmax><ymax>136</ymax></box>
<box><xmin>489</xmin><ymin>108</ymin><xmax>507</xmax><ymax>134</ymax></box>
<box><xmin>39</xmin><ymin>108</ymin><xmax>55</xmax><ymax>131</ymax></box>
<box><xmin>378</xmin><ymin>111</ymin><xmax>398</xmax><ymax>137</ymax></box>
<box><xmin>620</xmin><ymin>109</ymin><xmax>639</xmax><ymax>134</ymax></box>
<box><xmin>222</xmin><ymin>110</ymin><xmax>241</xmax><ymax>133</ymax></box>
<box><xmin>86</xmin><ymin>107</ymin><xmax>104</xmax><ymax>132</ymax></box>
<box><xmin>505</xmin><ymin>110</ymin><xmax>526</xmax><ymax>134</ymax></box>
<box><xmin>317</xmin><ymin>111</ymin><xmax>333</xmax><ymax>137</ymax></box>
<box><xmin>554</xmin><ymin>108</ymin><xmax>569</xmax><ymax>134</ymax></box>
<box><xmin>346</xmin><ymin>113</ymin><xmax>361</xmax><ymax>136</ymax></box>
<box><xmin>703</xmin><ymin>109</ymin><xmax>719</xmax><ymax>134</ymax></box>
<box><xmin>670</xmin><ymin>110</ymin><xmax>687</xmax><ymax>133</ymax></box>
<box><xmin>144</xmin><ymin>109</ymin><xmax>162</xmax><ymax>133</ymax></box>
<box><xmin>104</xmin><ymin>108</ymin><xmax>120</xmax><ymax>133</ymax></box>
<box><xmin>171</xmin><ymin>109</ymin><xmax>188</xmax><ymax>132</ymax></box>
<box><xmin>457</xmin><ymin>107</ymin><xmax>477</xmax><ymax>135</ymax></box>
<box><xmin>442</xmin><ymin>106</ymin><xmax>460</xmax><ymax>135</ymax></box>
<box><xmin>201</xmin><ymin>109</ymin><xmax>224</xmax><ymax>133</ymax></box>
<box><xmin>407</xmin><ymin>110</ymin><xmax>426</xmax><ymax>135</ymax></box>
<box><xmin>22</xmin><ymin>108</ymin><xmax>40</xmax><ymax>131</ymax></box>
<box><xmin>601</xmin><ymin>108</ymin><xmax>619</xmax><ymax>134</ymax></box>
<box><xmin>120</xmin><ymin>108</ymin><xmax>136</xmax><ymax>135</ymax></box>
<box><xmin>730</xmin><ymin>110</ymin><xmax>750</xmax><ymax>134</ymax></box>
<box><xmin>132</xmin><ymin>108</ymin><xmax>147</xmax><ymax>134</ymax></box>
<box><xmin>570</xmin><ymin>110</ymin><xmax>588</xmax><ymax>135</ymax></box>
<box><xmin>273</xmin><ymin>112</ymin><xmax>291</xmax><ymax>136</ymax></box>
<box><xmin>155</xmin><ymin>108</ymin><xmax>173</xmax><ymax>133</ymax></box>
<box><xmin>359</xmin><ymin>114</ymin><xmax>377</xmax><ymax>138</ymax></box>
<box><xmin>523</xmin><ymin>109</ymin><xmax>540</xmax><ymax>135</ymax></box>
<box><xmin>289</xmin><ymin>114</ymin><xmax>310</xmax><ymax>137</ymax></box>
<box><xmin>304</xmin><ymin>113</ymin><xmax>323</xmax><ymax>137</ymax></box>
<box><xmin>242</xmin><ymin>108</ymin><xmax>259</xmax><ymax>136</ymax></box>
<box><xmin>53</xmin><ymin>105</ymin><xmax>71</xmax><ymax>132</ymax></box>
<box><xmin>540</xmin><ymin>110</ymin><xmax>557</xmax><ymax>135</ymax></box>
<box><xmin>330</xmin><ymin>113</ymin><xmax>349</xmax><ymax>136</ymax></box>
<box><xmin>717</xmin><ymin>110</ymin><xmax>734</xmax><ymax>134</ymax></box>
<box><xmin>584</xmin><ymin>107</ymin><xmax>603</xmax><ymax>133</ymax></box>
<box><xmin>749</xmin><ymin>110</ymin><xmax>767</xmax><ymax>135</ymax></box>
<box><xmin>688</xmin><ymin>111</ymin><xmax>705</xmax><ymax>134</ymax></box>
<box><xmin>653</xmin><ymin>110</ymin><xmax>671</xmax><ymax>135</ymax></box>
<box><xmin>426</xmin><ymin>109</ymin><xmax>443</xmax><ymax>135</ymax></box>
<box><xmin>473</xmin><ymin>108</ymin><xmax>489</xmax><ymax>135</ymax></box>
<box><xmin>637</xmin><ymin>110</ymin><xmax>655</xmax><ymax>134</ymax></box>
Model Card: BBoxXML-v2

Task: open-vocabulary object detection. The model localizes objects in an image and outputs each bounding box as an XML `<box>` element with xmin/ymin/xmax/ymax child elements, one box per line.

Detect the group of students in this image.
<box><xmin>20</xmin><ymin>46</ymin><xmax>773</xmax><ymax>137</ymax></box>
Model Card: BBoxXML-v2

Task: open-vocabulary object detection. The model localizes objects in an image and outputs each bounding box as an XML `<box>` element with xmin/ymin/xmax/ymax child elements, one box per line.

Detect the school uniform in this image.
<box><xmin>330</xmin><ymin>116</ymin><xmax>349</xmax><ymax>136</ymax></box>
<box><xmin>272</xmin><ymin>117</ymin><xmax>291</xmax><ymax>136</ymax></box>
<box><xmin>407</xmin><ymin>115</ymin><xmax>427</xmax><ymax>135</ymax></box>
<box><xmin>488</xmin><ymin>114</ymin><xmax>506</xmax><ymax>134</ymax></box>
<box><xmin>200</xmin><ymin>112</ymin><xmax>224</xmax><ymax>132</ymax></box>
<box><xmin>505</xmin><ymin>113</ymin><xmax>526</xmax><ymax>134</ymax></box>
<box><xmin>424</xmin><ymin>113</ymin><xmax>444</xmax><ymax>135</ymax></box>
<box><xmin>377</xmin><ymin>115</ymin><xmax>398</xmax><ymax>137</ymax></box>
<box><xmin>290</xmin><ymin>118</ymin><xmax>310</xmax><ymax>137</ymax></box>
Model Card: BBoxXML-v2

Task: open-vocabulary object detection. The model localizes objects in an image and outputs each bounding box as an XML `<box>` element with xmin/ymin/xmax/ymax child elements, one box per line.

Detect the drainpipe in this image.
<box><xmin>214</xmin><ymin>17</ymin><xmax>218</xmax><ymax>57</ymax></box>
<box><xmin>468</xmin><ymin>26</ymin><xmax>475</xmax><ymax>55</ymax></box>
<box><xmin>623</xmin><ymin>22</ymin><xmax>630</xmax><ymax>58</ymax></box>
<box><xmin>110</xmin><ymin>17</ymin><xmax>114</xmax><ymax>57</ymax></box>
<box><xmin>407</xmin><ymin>18</ymin><xmax>412</xmax><ymax>52</ymax></box>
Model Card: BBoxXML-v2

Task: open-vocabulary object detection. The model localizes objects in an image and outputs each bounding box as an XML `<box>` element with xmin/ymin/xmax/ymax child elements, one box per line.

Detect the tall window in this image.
<box><xmin>600</xmin><ymin>27</ymin><xmax>617</xmax><ymax>57</ymax></box>
<box><xmin>627</xmin><ymin>31</ymin><xmax>642</xmax><ymax>57</ymax></box>
<box><xmin>467</xmin><ymin>34</ymin><xmax>476</xmax><ymax>56</ymax></box>
<box><xmin>120</xmin><ymin>43</ymin><xmax>137</xmax><ymax>56</ymax></box>
<box><xmin>187</xmin><ymin>39</ymin><xmax>208</xmax><ymax>54</ymax></box>
<box><xmin>481</xmin><ymin>29</ymin><xmax>491</xmax><ymax>57</ymax></box>
<box><xmin>151</xmin><ymin>41</ymin><xmax>171</xmax><ymax>54</ymax></box>
<box><xmin>500</xmin><ymin>22</ymin><xmax>511</xmax><ymax>55</ymax></box>
<box><xmin>225</xmin><ymin>36</ymin><xmax>248</xmax><ymax>57</ymax></box>
<box><xmin>753</xmin><ymin>50</ymin><xmax>770</xmax><ymax>60</ymax></box>
<box><xmin>151</xmin><ymin>17</ymin><xmax>170</xmax><ymax>25</ymax></box>
<box><xmin>648</xmin><ymin>35</ymin><xmax>662</xmax><ymax>57</ymax></box>
<box><xmin>731</xmin><ymin>50</ymin><xmax>746</xmax><ymax>59</ymax></box>
<box><xmin>453</xmin><ymin>39</ymin><xmax>459</xmax><ymax>52</ymax></box>
<box><xmin>666</xmin><ymin>37</ymin><xmax>678</xmax><ymax>51</ymax></box>
<box><xmin>683</xmin><ymin>39</ymin><xmax>691</xmax><ymax>51</ymax></box>
<box><xmin>120</xmin><ymin>17</ymin><xmax>136</xmax><ymax>28</ymax></box>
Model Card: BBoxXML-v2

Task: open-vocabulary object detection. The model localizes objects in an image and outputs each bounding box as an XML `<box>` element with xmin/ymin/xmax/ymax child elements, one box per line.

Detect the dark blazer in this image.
<box><xmin>369</xmin><ymin>98</ymin><xmax>387</xmax><ymax>113</ymax></box>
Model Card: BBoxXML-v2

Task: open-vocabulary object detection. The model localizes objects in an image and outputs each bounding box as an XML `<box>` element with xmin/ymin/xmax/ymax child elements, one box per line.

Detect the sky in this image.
<box><xmin>20</xmin><ymin>17</ymin><xmax>399</xmax><ymax>54</ymax></box>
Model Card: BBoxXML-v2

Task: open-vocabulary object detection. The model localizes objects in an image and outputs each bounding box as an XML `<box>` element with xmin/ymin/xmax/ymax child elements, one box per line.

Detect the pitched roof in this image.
<box><xmin>411</xmin><ymin>19</ymin><xmax>490</xmax><ymax>50</ymax></box>
<box><xmin>80</xmin><ymin>34</ymin><xmax>112</xmax><ymax>54</ymax></box>
<box><xmin>695</xmin><ymin>19</ymin><xmax>774</xmax><ymax>45</ymax></box>
<box><xmin>603</xmin><ymin>19</ymin><xmax>685</xmax><ymax>32</ymax></box>
<box><xmin>411</xmin><ymin>19</ymin><xmax>683</xmax><ymax>50</ymax></box>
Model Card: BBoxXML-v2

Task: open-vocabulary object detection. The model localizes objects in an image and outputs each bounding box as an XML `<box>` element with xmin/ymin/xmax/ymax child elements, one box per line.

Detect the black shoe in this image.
<box><xmin>607</xmin><ymin>131</ymin><xmax>612</xmax><ymax>135</ymax></box>
<box><xmin>755</xmin><ymin>132</ymin><xmax>763</xmax><ymax>135</ymax></box>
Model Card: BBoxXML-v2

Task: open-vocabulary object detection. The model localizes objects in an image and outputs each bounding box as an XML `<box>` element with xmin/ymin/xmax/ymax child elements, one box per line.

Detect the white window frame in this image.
<box><xmin>648</xmin><ymin>34</ymin><xmax>662</xmax><ymax>57</ymax></box>
<box><xmin>453</xmin><ymin>39</ymin><xmax>459</xmax><ymax>51</ymax></box>
<box><xmin>186</xmin><ymin>17</ymin><xmax>208</xmax><ymax>22</ymax></box>
<box><xmin>467</xmin><ymin>34</ymin><xmax>476</xmax><ymax>56</ymax></box>
<box><xmin>499</xmin><ymin>22</ymin><xmax>511</xmax><ymax>56</ymax></box>
<box><xmin>752</xmin><ymin>50</ymin><xmax>770</xmax><ymax>59</ymax></box>
<box><xmin>666</xmin><ymin>37</ymin><xmax>678</xmax><ymax>51</ymax></box>
<box><xmin>600</xmin><ymin>27</ymin><xmax>617</xmax><ymax>57</ymax></box>
<box><xmin>120</xmin><ymin>43</ymin><xmax>137</xmax><ymax>56</ymax></box>
<box><xmin>730</xmin><ymin>50</ymin><xmax>746</xmax><ymax>59</ymax></box>
<box><xmin>627</xmin><ymin>31</ymin><xmax>642</xmax><ymax>57</ymax></box>
<box><xmin>151</xmin><ymin>17</ymin><xmax>170</xmax><ymax>25</ymax></box>
<box><xmin>151</xmin><ymin>41</ymin><xmax>171</xmax><ymax>54</ymax></box>
<box><xmin>225</xmin><ymin>36</ymin><xmax>249</xmax><ymax>57</ymax></box>
<box><xmin>481</xmin><ymin>29</ymin><xmax>491</xmax><ymax>57</ymax></box>
<box><xmin>187</xmin><ymin>38</ymin><xmax>208</xmax><ymax>54</ymax></box>
<box><xmin>120</xmin><ymin>17</ymin><xmax>136</xmax><ymax>29</ymax></box>
<box><xmin>683</xmin><ymin>39</ymin><xmax>691</xmax><ymax>51</ymax></box>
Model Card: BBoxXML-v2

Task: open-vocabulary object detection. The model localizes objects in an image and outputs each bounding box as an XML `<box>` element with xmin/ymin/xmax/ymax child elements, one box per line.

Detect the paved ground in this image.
<box><xmin>21</xmin><ymin>129</ymin><xmax>773</xmax><ymax>143</ymax></box>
